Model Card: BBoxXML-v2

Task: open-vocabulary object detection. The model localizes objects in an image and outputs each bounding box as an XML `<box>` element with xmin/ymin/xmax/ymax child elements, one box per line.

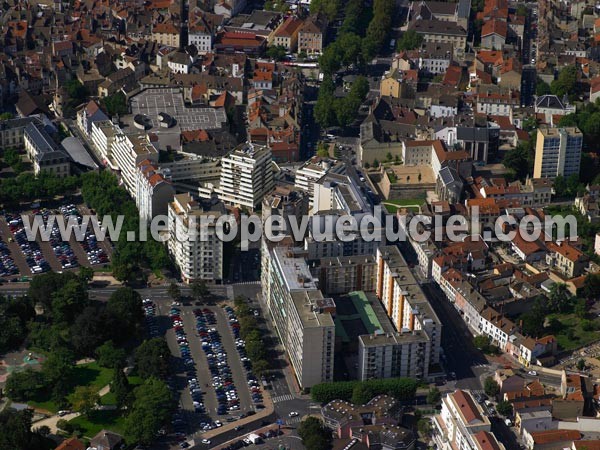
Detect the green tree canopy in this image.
<box><xmin>135</xmin><ymin>338</ymin><xmax>171</xmax><ymax>380</ymax></box>
<box><xmin>484</xmin><ymin>377</ymin><xmax>500</xmax><ymax>397</ymax></box>
<box><xmin>70</xmin><ymin>385</ymin><xmax>99</xmax><ymax>417</ymax></box>
<box><xmin>124</xmin><ymin>378</ymin><xmax>175</xmax><ymax>445</ymax></box>
<box><xmin>397</xmin><ymin>29</ymin><xmax>423</xmax><ymax>51</ymax></box>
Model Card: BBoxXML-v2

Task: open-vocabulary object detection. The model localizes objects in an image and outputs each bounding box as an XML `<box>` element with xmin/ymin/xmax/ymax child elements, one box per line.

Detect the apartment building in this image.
<box><xmin>167</xmin><ymin>193</ymin><xmax>224</xmax><ymax>283</ymax></box>
<box><xmin>76</xmin><ymin>101</ymin><xmax>109</xmax><ymax>136</ymax></box>
<box><xmin>261</xmin><ymin>186</ymin><xmax>310</xmax><ymax>238</ymax></box>
<box><xmin>312</xmin><ymin>173</ymin><xmax>372</xmax><ymax>215</ymax></box>
<box><xmin>151</xmin><ymin>23</ymin><xmax>180</xmax><ymax>48</ymax></box>
<box><xmin>375</xmin><ymin>246</ymin><xmax>442</xmax><ymax>376</ymax></box>
<box><xmin>316</xmin><ymin>254</ymin><xmax>377</xmax><ymax>295</ymax></box>
<box><xmin>298</xmin><ymin>15</ymin><xmax>325</xmax><ymax>55</ymax></box>
<box><xmin>24</xmin><ymin>121</ymin><xmax>71</xmax><ymax>177</ymax></box>
<box><xmin>265</xmin><ymin>246</ymin><xmax>335</xmax><ymax>388</ymax></box>
<box><xmin>358</xmin><ymin>330</ymin><xmax>431</xmax><ymax>381</ymax></box>
<box><xmin>294</xmin><ymin>156</ymin><xmax>345</xmax><ymax>205</ymax></box>
<box><xmin>90</xmin><ymin>120</ymin><xmax>117</xmax><ymax>166</ymax></box>
<box><xmin>546</xmin><ymin>241</ymin><xmax>588</xmax><ymax>278</ymax></box>
<box><xmin>408</xmin><ymin>19</ymin><xmax>467</xmax><ymax>50</ymax></box>
<box><xmin>219</xmin><ymin>142</ymin><xmax>274</xmax><ymax>210</ymax></box>
<box><xmin>110</xmin><ymin>132</ymin><xmax>159</xmax><ymax>196</ymax></box>
<box><xmin>0</xmin><ymin>116</ymin><xmax>41</xmax><ymax>150</ymax></box>
<box><xmin>136</xmin><ymin>160</ymin><xmax>175</xmax><ymax>222</ymax></box>
<box><xmin>269</xmin><ymin>16</ymin><xmax>303</xmax><ymax>52</ymax></box>
<box><xmin>433</xmin><ymin>390</ymin><xmax>505</xmax><ymax>450</ymax></box>
<box><xmin>533</xmin><ymin>127</ymin><xmax>583</xmax><ymax>179</ymax></box>
<box><xmin>476</xmin><ymin>91</ymin><xmax>520</xmax><ymax>117</ymax></box>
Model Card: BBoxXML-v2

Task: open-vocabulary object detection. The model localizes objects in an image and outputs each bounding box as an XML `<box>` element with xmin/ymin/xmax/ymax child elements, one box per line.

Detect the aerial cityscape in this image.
<box><xmin>3</xmin><ymin>0</ymin><xmax>600</xmax><ymax>449</ymax></box>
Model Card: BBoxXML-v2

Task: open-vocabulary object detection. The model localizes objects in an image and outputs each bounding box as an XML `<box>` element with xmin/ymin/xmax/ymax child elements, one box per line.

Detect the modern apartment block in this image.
<box><xmin>219</xmin><ymin>142</ymin><xmax>274</xmax><ymax>210</ymax></box>
<box><xmin>294</xmin><ymin>156</ymin><xmax>345</xmax><ymax>205</ymax></box>
<box><xmin>111</xmin><ymin>132</ymin><xmax>159</xmax><ymax>196</ymax></box>
<box><xmin>375</xmin><ymin>246</ymin><xmax>442</xmax><ymax>374</ymax></box>
<box><xmin>358</xmin><ymin>330</ymin><xmax>431</xmax><ymax>381</ymax></box>
<box><xmin>265</xmin><ymin>245</ymin><xmax>335</xmax><ymax>388</ymax></box>
<box><xmin>533</xmin><ymin>126</ymin><xmax>583</xmax><ymax>179</ymax></box>
<box><xmin>167</xmin><ymin>193</ymin><xmax>224</xmax><ymax>283</ymax></box>
<box><xmin>136</xmin><ymin>160</ymin><xmax>175</xmax><ymax>222</ymax></box>
<box><xmin>433</xmin><ymin>390</ymin><xmax>505</xmax><ymax>450</ymax></box>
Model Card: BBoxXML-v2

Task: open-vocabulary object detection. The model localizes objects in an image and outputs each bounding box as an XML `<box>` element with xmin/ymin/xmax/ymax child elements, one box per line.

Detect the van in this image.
<box><xmin>504</xmin><ymin>419</ymin><xmax>512</xmax><ymax>426</ymax></box>
<box><xmin>484</xmin><ymin>400</ymin><xmax>493</xmax><ymax>407</ymax></box>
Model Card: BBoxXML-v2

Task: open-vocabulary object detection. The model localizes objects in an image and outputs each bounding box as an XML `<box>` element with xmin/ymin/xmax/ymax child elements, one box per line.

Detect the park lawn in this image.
<box><xmin>549</xmin><ymin>314</ymin><xmax>600</xmax><ymax>351</ymax></box>
<box><xmin>69</xmin><ymin>410</ymin><xmax>126</xmax><ymax>438</ymax></box>
<box><xmin>29</xmin><ymin>362</ymin><xmax>114</xmax><ymax>413</ymax></box>
<box><xmin>385</xmin><ymin>198</ymin><xmax>425</xmax><ymax>206</ymax></box>
<box><xmin>384</xmin><ymin>204</ymin><xmax>420</xmax><ymax>214</ymax></box>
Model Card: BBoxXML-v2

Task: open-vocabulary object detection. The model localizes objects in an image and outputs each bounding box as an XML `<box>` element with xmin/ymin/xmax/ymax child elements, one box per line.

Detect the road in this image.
<box><xmin>421</xmin><ymin>281</ymin><xmax>490</xmax><ymax>391</ymax></box>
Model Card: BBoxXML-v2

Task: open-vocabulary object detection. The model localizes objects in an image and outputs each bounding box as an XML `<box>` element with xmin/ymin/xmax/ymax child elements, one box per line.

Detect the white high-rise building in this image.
<box><xmin>534</xmin><ymin>126</ymin><xmax>583</xmax><ymax>179</ymax></box>
<box><xmin>168</xmin><ymin>193</ymin><xmax>224</xmax><ymax>283</ymax></box>
<box><xmin>219</xmin><ymin>143</ymin><xmax>274</xmax><ymax>210</ymax></box>
<box><xmin>264</xmin><ymin>245</ymin><xmax>335</xmax><ymax>388</ymax></box>
<box><xmin>136</xmin><ymin>160</ymin><xmax>175</xmax><ymax>223</ymax></box>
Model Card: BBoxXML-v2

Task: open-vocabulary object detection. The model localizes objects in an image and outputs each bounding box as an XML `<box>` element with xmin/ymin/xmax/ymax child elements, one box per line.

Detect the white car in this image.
<box><xmin>201</xmin><ymin>439</ymin><xmax>211</xmax><ymax>445</ymax></box>
<box><xmin>215</xmin><ymin>421</ymin><xmax>223</xmax><ymax>427</ymax></box>
<box><xmin>289</xmin><ymin>411</ymin><xmax>299</xmax><ymax>417</ymax></box>
<box><xmin>528</xmin><ymin>370</ymin><xmax>537</xmax><ymax>376</ymax></box>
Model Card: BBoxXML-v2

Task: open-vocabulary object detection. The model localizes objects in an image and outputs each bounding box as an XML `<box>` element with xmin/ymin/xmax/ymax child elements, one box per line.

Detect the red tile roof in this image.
<box><xmin>452</xmin><ymin>390</ymin><xmax>484</xmax><ymax>424</ymax></box>
<box><xmin>531</xmin><ymin>429</ymin><xmax>581</xmax><ymax>445</ymax></box>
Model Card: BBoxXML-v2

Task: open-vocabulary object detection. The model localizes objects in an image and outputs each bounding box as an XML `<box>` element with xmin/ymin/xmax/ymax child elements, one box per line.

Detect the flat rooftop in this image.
<box><xmin>128</xmin><ymin>88</ymin><xmax>227</xmax><ymax>132</ymax></box>
<box><xmin>290</xmin><ymin>290</ymin><xmax>335</xmax><ymax>328</ymax></box>
<box><xmin>274</xmin><ymin>246</ymin><xmax>318</xmax><ymax>291</ymax></box>
<box><xmin>335</xmin><ymin>291</ymin><xmax>387</xmax><ymax>343</ymax></box>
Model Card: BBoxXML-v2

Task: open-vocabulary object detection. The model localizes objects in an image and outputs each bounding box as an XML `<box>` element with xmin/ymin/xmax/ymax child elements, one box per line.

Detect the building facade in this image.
<box><xmin>533</xmin><ymin>127</ymin><xmax>583</xmax><ymax>179</ymax></box>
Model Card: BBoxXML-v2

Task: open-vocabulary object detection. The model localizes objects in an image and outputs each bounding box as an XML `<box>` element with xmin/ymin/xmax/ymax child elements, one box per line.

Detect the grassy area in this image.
<box><xmin>385</xmin><ymin>198</ymin><xmax>425</xmax><ymax>206</ymax></box>
<box><xmin>69</xmin><ymin>410</ymin><xmax>126</xmax><ymax>437</ymax></box>
<box><xmin>548</xmin><ymin>313</ymin><xmax>600</xmax><ymax>351</ymax></box>
<box><xmin>384</xmin><ymin>204</ymin><xmax>420</xmax><ymax>214</ymax></box>
<box><xmin>29</xmin><ymin>362</ymin><xmax>114</xmax><ymax>413</ymax></box>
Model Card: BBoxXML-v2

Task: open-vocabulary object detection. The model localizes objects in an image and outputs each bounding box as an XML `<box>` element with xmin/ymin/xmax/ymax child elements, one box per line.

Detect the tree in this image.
<box><xmin>351</xmin><ymin>383</ymin><xmax>374</xmax><ymax>405</ymax></box>
<box><xmin>473</xmin><ymin>335</ymin><xmax>491</xmax><ymax>351</ymax></box>
<box><xmin>426</xmin><ymin>387</ymin><xmax>441</xmax><ymax>405</ymax></box>
<box><xmin>111</xmin><ymin>365</ymin><xmax>131</xmax><ymax>409</ymax></box>
<box><xmin>168</xmin><ymin>282</ymin><xmax>181</xmax><ymax>302</ymax></box>
<box><xmin>135</xmin><ymin>338</ymin><xmax>171</xmax><ymax>380</ymax></box>
<box><xmin>78</xmin><ymin>266</ymin><xmax>94</xmax><ymax>283</ymax></box>
<box><xmin>0</xmin><ymin>408</ymin><xmax>49</xmax><ymax>450</ymax></box>
<box><xmin>70</xmin><ymin>385</ymin><xmax>99</xmax><ymax>417</ymax></box>
<box><xmin>496</xmin><ymin>400</ymin><xmax>513</xmax><ymax>417</ymax></box>
<box><xmin>516</xmin><ymin>4</ymin><xmax>527</xmax><ymax>16</ymax></box>
<box><xmin>107</xmin><ymin>287</ymin><xmax>144</xmax><ymax>338</ymax></box>
<box><xmin>251</xmin><ymin>359</ymin><xmax>270</xmax><ymax>376</ymax></box>
<box><xmin>577</xmin><ymin>358</ymin><xmax>586</xmax><ymax>371</ymax></box>
<box><xmin>124</xmin><ymin>378</ymin><xmax>174</xmax><ymax>445</ymax></box>
<box><xmin>484</xmin><ymin>377</ymin><xmax>500</xmax><ymax>397</ymax></box>
<box><xmin>574</xmin><ymin>299</ymin><xmax>588</xmax><ymax>319</ymax></box>
<box><xmin>191</xmin><ymin>280</ymin><xmax>209</xmax><ymax>302</ymax></box>
<box><xmin>298</xmin><ymin>417</ymin><xmax>332</xmax><ymax>450</ymax></box>
<box><xmin>578</xmin><ymin>273</ymin><xmax>600</xmax><ymax>301</ymax></box>
<box><xmin>102</xmin><ymin>92</ymin><xmax>128</xmax><ymax>117</ymax></box>
<box><xmin>266</xmin><ymin>45</ymin><xmax>288</xmax><ymax>61</ymax></box>
<box><xmin>96</xmin><ymin>340</ymin><xmax>127</xmax><ymax>369</ymax></box>
<box><xmin>397</xmin><ymin>29</ymin><xmax>423</xmax><ymax>51</ymax></box>
<box><xmin>503</xmin><ymin>143</ymin><xmax>532</xmax><ymax>180</ymax></box>
<box><xmin>50</xmin><ymin>278</ymin><xmax>89</xmax><ymax>324</ymax></box>
<box><xmin>547</xmin><ymin>283</ymin><xmax>571</xmax><ymax>314</ymax></box>
<box><xmin>551</xmin><ymin>66</ymin><xmax>578</xmax><ymax>99</ymax></box>
<box><xmin>4</xmin><ymin>369</ymin><xmax>45</xmax><ymax>401</ymax></box>
<box><xmin>417</xmin><ymin>418</ymin><xmax>432</xmax><ymax>437</ymax></box>
<box><xmin>536</xmin><ymin>78</ymin><xmax>551</xmax><ymax>96</ymax></box>
<box><xmin>0</xmin><ymin>112</ymin><xmax>14</xmax><ymax>120</ymax></box>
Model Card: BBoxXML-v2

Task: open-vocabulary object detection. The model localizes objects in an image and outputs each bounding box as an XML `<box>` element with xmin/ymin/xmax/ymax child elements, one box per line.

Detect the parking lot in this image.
<box><xmin>0</xmin><ymin>203</ymin><xmax>111</xmax><ymax>280</ymax></box>
<box><xmin>155</xmin><ymin>297</ymin><xmax>265</xmax><ymax>446</ymax></box>
<box><xmin>129</xmin><ymin>89</ymin><xmax>227</xmax><ymax>132</ymax></box>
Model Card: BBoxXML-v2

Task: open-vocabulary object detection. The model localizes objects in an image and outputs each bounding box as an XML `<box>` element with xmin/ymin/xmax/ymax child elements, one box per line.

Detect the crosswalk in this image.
<box><xmin>234</xmin><ymin>281</ymin><xmax>261</xmax><ymax>286</ymax></box>
<box><xmin>271</xmin><ymin>394</ymin><xmax>294</xmax><ymax>403</ymax></box>
<box><xmin>287</xmin><ymin>417</ymin><xmax>301</xmax><ymax>424</ymax></box>
<box><xmin>470</xmin><ymin>389</ymin><xmax>485</xmax><ymax>398</ymax></box>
